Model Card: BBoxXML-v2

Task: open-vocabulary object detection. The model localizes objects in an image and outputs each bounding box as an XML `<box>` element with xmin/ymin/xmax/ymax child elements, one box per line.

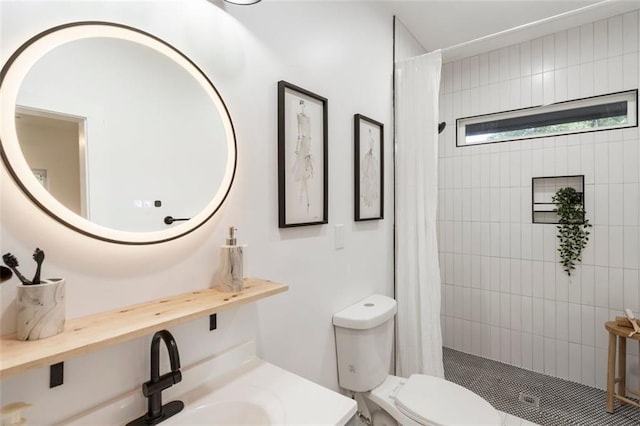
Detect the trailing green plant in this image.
<box><xmin>552</xmin><ymin>187</ymin><xmax>591</xmax><ymax>276</ymax></box>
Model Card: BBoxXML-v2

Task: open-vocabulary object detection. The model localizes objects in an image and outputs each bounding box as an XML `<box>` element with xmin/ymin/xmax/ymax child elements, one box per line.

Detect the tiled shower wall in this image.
<box><xmin>438</xmin><ymin>11</ymin><xmax>640</xmax><ymax>391</ymax></box>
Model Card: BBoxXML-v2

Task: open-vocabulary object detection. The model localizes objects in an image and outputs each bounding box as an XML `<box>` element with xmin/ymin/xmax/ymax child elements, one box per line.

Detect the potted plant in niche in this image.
<box><xmin>552</xmin><ymin>187</ymin><xmax>591</xmax><ymax>276</ymax></box>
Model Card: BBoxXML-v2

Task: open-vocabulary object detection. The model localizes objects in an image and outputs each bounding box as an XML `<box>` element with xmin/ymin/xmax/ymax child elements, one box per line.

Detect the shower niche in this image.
<box><xmin>532</xmin><ymin>175</ymin><xmax>584</xmax><ymax>224</ymax></box>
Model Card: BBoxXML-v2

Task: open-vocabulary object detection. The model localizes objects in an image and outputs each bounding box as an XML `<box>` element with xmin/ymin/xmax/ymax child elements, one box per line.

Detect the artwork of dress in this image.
<box><xmin>278</xmin><ymin>81</ymin><xmax>328</xmax><ymax>227</ymax></box>
<box><xmin>355</xmin><ymin>114</ymin><xmax>383</xmax><ymax>221</ymax></box>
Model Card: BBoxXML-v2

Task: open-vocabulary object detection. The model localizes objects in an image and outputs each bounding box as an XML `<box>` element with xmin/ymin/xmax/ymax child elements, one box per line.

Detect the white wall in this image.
<box><xmin>439</xmin><ymin>10</ymin><xmax>640</xmax><ymax>391</ymax></box>
<box><xmin>0</xmin><ymin>1</ymin><xmax>394</xmax><ymax>424</ymax></box>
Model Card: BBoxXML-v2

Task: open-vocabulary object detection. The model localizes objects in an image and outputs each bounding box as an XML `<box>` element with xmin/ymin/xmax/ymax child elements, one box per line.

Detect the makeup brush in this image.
<box><xmin>32</xmin><ymin>248</ymin><xmax>44</xmax><ymax>285</ymax></box>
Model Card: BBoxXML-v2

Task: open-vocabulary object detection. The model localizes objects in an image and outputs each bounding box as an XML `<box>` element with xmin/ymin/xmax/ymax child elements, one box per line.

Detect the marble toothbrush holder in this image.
<box><xmin>16</xmin><ymin>278</ymin><xmax>66</xmax><ymax>341</ymax></box>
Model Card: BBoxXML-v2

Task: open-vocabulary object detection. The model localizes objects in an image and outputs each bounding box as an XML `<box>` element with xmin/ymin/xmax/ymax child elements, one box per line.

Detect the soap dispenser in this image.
<box><xmin>216</xmin><ymin>226</ymin><xmax>244</xmax><ymax>292</ymax></box>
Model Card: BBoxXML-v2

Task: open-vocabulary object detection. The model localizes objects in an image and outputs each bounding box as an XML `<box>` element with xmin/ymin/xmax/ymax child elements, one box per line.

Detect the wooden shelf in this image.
<box><xmin>0</xmin><ymin>278</ymin><xmax>287</xmax><ymax>380</ymax></box>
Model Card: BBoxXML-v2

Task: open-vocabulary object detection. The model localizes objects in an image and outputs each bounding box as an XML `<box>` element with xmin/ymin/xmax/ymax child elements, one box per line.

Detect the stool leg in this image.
<box><xmin>607</xmin><ymin>332</ymin><xmax>616</xmax><ymax>413</ymax></box>
<box><xmin>619</xmin><ymin>337</ymin><xmax>627</xmax><ymax>403</ymax></box>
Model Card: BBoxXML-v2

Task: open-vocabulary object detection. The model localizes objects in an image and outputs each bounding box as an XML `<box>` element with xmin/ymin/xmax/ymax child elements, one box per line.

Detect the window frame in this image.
<box><xmin>455</xmin><ymin>89</ymin><xmax>638</xmax><ymax>147</ymax></box>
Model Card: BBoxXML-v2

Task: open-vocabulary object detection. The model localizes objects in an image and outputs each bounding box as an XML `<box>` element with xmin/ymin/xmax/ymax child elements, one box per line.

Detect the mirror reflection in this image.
<box><xmin>15</xmin><ymin>36</ymin><xmax>230</xmax><ymax>233</ymax></box>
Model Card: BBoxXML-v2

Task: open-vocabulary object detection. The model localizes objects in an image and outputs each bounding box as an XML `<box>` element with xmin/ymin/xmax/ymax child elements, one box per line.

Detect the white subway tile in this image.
<box><xmin>624</xmin><ymin>141</ymin><xmax>639</xmax><ymax>183</ymax></box>
<box><xmin>463</xmin><ymin>319</ymin><xmax>473</xmax><ymax>352</ymax></box>
<box><xmin>609</xmin><ymin>184</ymin><xmax>624</xmax><ymax>226</ymax></box>
<box><xmin>594</xmin><ymin>307</ymin><xmax>610</xmax><ymax>350</ymax></box>
<box><xmin>454</xmin><ymin>318</ymin><xmax>464</xmax><ymax>350</ymax></box>
<box><xmin>463</xmin><ymin>284</ymin><xmax>472</xmax><ymax>318</ymax></box>
<box><xmin>608</xmin><ymin>15</ymin><xmax>623</xmax><ymax>57</ymax></box>
<box><xmin>481</xmin><ymin>289</ymin><xmax>491</xmax><ymax>324</ymax></box>
<box><xmin>531</xmin><ymin>38</ymin><xmax>543</xmax><ymax>75</ymax></box>
<box><xmin>469</xmin><ymin>55</ymin><xmax>480</xmax><ymax>88</ymax></box>
<box><xmin>569</xmin><ymin>342</ymin><xmax>582</xmax><ymax>383</ymax></box>
<box><xmin>521</xmin><ymin>260</ymin><xmax>533</xmax><ymax>297</ymax></box>
<box><xmin>594</xmin><ymin>184</ymin><xmax>609</xmax><ymax>225</ymax></box>
<box><xmin>500</xmin><ymin>328</ymin><xmax>511</xmax><ymax>363</ymax></box>
<box><xmin>594</xmin><ymin>19</ymin><xmax>608</xmax><ymax>60</ymax></box>
<box><xmin>581</xmin><ymin>23</ymin><xmax>594</xmax><ymax>63</ymax></box>
<box><xmin>489</xmin><ymin>50</ymin><xmax>500</xmax><ymax>84</ymax></box>
<box><xmin>556</xmin><ymin>340</ymin><xmax>569</xmax><ymax>380</ymax></box>
<box><xmin>543</xmin><ymin>147</ymin><xmax>556</xmax><ymax>178</ymax></box>
<box><xmin>511</xmin><ymin>294</ymin><xmax>522</xmax><ymax>331</ymax></box>
<box><xmin>609</xmin><ymin>226</ymin><xmax>624</xmax><ymax>268</ymax></box>
<box><xmin>594</xmin><ymin>225</ymin><xmax>610</xmax><ymax>267</ymax></box>
<box><xmin>543</xmin><ymin>34</ymin><xmax>555</xmax><ymax>72</ymax></box>
<box><xmin>594</xmin><ymin>143</ymin><xmax>609</xmax><ymax>184</ymax></box>
<box><xmin>521</xmin><ymin>295</ymin><xmax>533</xmax><ymax>334</ymax></box>
<box><xmin>500</xmin><ymin>256</ymin><xmax>511</xmax><ymax>293</ymax></box>
<box><xmin>481</xmin><ymin>324</ymin><xmax>492</xmax><ymax>358</ymax></box>
<box><xmin>623</xmin><ymin>11</ymin><xmax>639</xmax><ymax>53</ymax></box>
<box><xmin>580</xmin><ymin>62</ymin><xmax>594</xmax><ymax>97</ymax></box>
<box><xmin>510</xmin><ymin>331</ymin><xmax>522</xmax><ymax>367</ymax></box>
<box><xmin>624</xmin><ymin>226</ymin><xmax>639</xmax><ymax>269</ymax></box>
<box><xmin>479</xmin><ymin>53</ymin><xmax>489</xmax><ymax>86</ymax></box>
<box><xmin>532</xmin><ymin>261</ymin><xmax>544</xmax><ymax>299</ymax></box>
<box><xmin>581</xmin><ymin>143</ymin><xmax>595</xmax><ymax>184</ymax></box>
<box><xmin>567</xmin><ymin>145</ymin><xmax>581</xmax><ymax>176</ymax></box>
<box><xmin>510</xmin><ymin>223</ymin><xmax>521</xmax><ymax>259</ymax></box>
<box><xmin>569</xmin><ymin>303</ymin><xmax>582</xmax><ymax>344</ymax></box>
<box><xmin>581</xmin><ymin>265</ymin><xmax>595</xmax><ymax>306</ymax></box>
<box><xmin>568</xmin><ymin>27</ymin><xmax>581</xmax><ymax>66</ymax></box>
<box><xmin>556</xmin><ymin>263</ymin><xmax>569</xmax><ymax>302</ymax></box>
<box><xmin>555</xmin><ymin>144</ymin><xmax>568</xmax><ymax>175</ymax></box>
<box><xmin>508</xmin><ymin>44</ymin><xmax>520</xmax><ymax>80</ymax></box>
<box><xmin>543</xmin><ymin>225</ymin><xmax>557</xmax><ymax>263</ymax></box>
<box><xmin>533</xmin><ymin>335</ymin><xmax>545</xmax><ymax>372</ymax></box>
<box><xmin>623</xmin><ymin>53</ymin><xmax>638</xmax><ymax>90</ymax></box>
<box><xmin>532</xmin><ymin>71</ymin><xmax>543</xmax><ymax>106</ymax></box>
<box><xmin>509</xmin><ymin>78</ymin><xmax>520</xmax><ymax>110</ymax></box>
<box><xmin>555</xmin><ymin>30</ymin><xmax>568</xmax><ymax>69</ymax></box>
<box><xmin>499</xmin><ymin>47</ymin><xmax>510</xmax><ymax>82</ymax></box>
<box><xmin>544</xmin><ymin>337</ymin><xmax>557</xmax><ymax>376</ymax></box>
<box><xmin>490</xmin><ymin>290</ymin><xmax>501</xmax><ymax>326</ymax></box>
<box><xmin>593</xmin><ymin>59</ymin><xmax>608</xmax><ymax>95</ymax></box>
<box><xmin>581</xmin><ymin>345</ymin><xmax>596</xmax><ymax>387</ymax></box>
<box><xmin>453</xmin><ymin>60</ymin><xmax>462</xmax><ymax>92</ymax></box>
<box><xmin>594</xmin><ymin>266</ymin><xmax>610</xmax><ymax>308</ymax></box>
<box><xmin>543</xmin><ymin>71</ymin><xmax>555</xmax><ymax>104</ymax></box>
<box><xmin>556</xmin><ymin>301</ymin><xmax>569</xmax><ymax>342</ymax></box>
<box><xmin>490</xmin><ymin>325</ymin><xmax>501</xmax><ymax>360</ymax></box>
<box><xmin>544</xmin><ymin>299</ymin><xmax>556</xmax><ymax>337</ymax></box>
<box><xmin>533</xmin><ymin>297</ymin><xmax>544</xmax><ymax>336</ymax></box>
<box><xmin>554</xmin><ymin>68</ymin><xmax>568</xmax><ymax>103</ymax></box>
<box><xmin>609</xmin><ymin>267</ymin><xmax>624</xmax><ymax>310</ymax></box>
<box><xmin>567</xmin><ymin>65</ymin><xmax>581</xmax><ymax>100</ymax></box>
<box><xmin>607</xmin><ymin>55</ymin><xmax>623</xmax><ymax>93</ymax></box>
<box><xmin>568</xmin><ymin>265</ymin><xmax>582</xmax><ymax>305</ymax></box>
<box><xmin>624</xmin><ymin>269</ymin><xmax>640</xmax><ymax>312</ymax></box>
<box><xmin>582</xmin><ymin>305</ymin><xmax>596</xmax><ymax>346</ymax></box>
<box><xmin>522</xmin><ymin>333</ymin><xmax>533</xmax><ymax>369</ymax></box>
<box><xmin>469</xmin><ymin>322</ymin><xmax>481</xmax><ymax>354</ymax></box>
<box><xmin>461</xmin><ymin>57</ymin><xmax>470</xmax><ymax>90</ymax></box>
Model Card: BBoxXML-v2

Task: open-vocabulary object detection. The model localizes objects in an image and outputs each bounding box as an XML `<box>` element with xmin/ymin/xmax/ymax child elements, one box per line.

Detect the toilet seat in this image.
<box><xmin>394</xmin><ymin>375</ymin><xmax>500</xmax><ymax>426</ymax></box>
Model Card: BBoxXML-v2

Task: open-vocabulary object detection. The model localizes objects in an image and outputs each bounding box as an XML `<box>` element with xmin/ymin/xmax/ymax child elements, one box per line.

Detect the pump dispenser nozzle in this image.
<box><xmin>226</xmin><ymin>227</ymin><xmax>237</xmax><ymax>246</ymax></box>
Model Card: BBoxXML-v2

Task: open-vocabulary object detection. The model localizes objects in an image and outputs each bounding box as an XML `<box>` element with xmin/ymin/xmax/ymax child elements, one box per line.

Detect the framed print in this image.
<box><xmin>354</xmin><ymin>114</ymin><xmax>383</xmax><ymax>221</ymax></box>
<box><xmin>277</xmin><ymin>80</ymin><xmax>328</xmax><ymax>228</ymax></box>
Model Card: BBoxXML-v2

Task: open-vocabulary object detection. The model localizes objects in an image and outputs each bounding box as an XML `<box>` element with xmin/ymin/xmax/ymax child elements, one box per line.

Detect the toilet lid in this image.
<box><xmin>395</xmin><ymin>375</ymin><xmax>500</xmax><ymax>426</ymax></box>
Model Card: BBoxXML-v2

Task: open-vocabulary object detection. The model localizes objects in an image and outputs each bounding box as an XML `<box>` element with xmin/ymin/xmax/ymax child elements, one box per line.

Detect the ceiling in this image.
<box><xmin>383</xmin><ymin>0</ymin><xmax>640</xmax><ymax>60</ymax></box>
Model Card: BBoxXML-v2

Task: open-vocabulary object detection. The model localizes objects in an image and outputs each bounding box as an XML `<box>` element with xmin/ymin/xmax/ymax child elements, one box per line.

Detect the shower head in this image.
<box><xmin>438</xmin><ymin>122</ymin><xmax>446</xmax><ymax>134</ymax></box>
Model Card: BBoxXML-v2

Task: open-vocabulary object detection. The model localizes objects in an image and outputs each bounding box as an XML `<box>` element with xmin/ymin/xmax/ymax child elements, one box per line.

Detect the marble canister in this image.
<box><xmin>16</xmin><ymin>278</ymin><xmax>65</xmax><ymax>341</ymax></box>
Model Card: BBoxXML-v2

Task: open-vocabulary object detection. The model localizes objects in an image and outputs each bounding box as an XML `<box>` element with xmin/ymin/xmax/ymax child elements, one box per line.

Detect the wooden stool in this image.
<box><xmin>606</xmin><ymin>321</ymin><xmax>640</xmax><ymax>413</ymax></box>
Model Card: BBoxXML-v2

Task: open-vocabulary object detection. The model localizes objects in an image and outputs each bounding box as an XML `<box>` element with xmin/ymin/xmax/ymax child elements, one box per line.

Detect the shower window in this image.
<box><xmin>456</xmin><ymin>90</ymin><xmax>637</xmax><ymax>146</ymax></box>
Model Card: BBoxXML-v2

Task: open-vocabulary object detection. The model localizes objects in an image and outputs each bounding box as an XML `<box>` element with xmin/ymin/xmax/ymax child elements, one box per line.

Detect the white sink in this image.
<box><xmin>163</xmin><ymin>384</ymin><xmax>286</xmax><ymax>425</ymax></box>
<box><xmin>61</xmin><ymin>341</ymin><xmax>356</xmax><ymax>426</ymax></box>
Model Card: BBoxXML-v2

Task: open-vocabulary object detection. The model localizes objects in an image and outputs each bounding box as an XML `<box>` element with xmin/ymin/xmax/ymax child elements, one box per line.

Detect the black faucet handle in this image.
<box><xmin>142</xmin><ymin>371</ymin><xmax>182</xmax><ymax>397</ymax></box>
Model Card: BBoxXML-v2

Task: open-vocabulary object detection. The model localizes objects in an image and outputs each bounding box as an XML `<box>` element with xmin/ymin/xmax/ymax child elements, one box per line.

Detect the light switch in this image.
<box><xmin>335</xmin><ymin>224</ymin><xmax>344</xmax><ymax>250</ymax></box>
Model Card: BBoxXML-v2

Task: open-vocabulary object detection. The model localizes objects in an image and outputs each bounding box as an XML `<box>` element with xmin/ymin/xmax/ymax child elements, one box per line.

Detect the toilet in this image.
<box><xmin>333</xmin><ymin>294</ymin><xmax>501</xmax><ymax>426</ymax></box>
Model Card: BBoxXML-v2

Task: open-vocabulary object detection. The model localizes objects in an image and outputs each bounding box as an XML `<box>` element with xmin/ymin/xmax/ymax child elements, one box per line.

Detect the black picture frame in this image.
<box><xmin>354</xmin><ymin>114</ymin><xmax>383</xmax><ymax>221</ymax></box>
<box><xmin>277</xmin><ymin>81</ymin><xmax>328</xmax><ymax>228</ymax></box>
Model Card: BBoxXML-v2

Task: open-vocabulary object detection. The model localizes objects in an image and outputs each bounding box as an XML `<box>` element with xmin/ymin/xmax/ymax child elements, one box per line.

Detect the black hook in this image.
<box><xmin>164</xmin><ymin>216</ymin><xmax>190</xmax><ymax>225</ymax></box>
<box><xmin>438</xmin><ymin>122</ymin><xmax>446</xmax><ymax>134</ymax></box>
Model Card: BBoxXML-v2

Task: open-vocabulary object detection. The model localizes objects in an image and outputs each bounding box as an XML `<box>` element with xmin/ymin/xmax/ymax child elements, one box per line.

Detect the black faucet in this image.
<box><xmin>126</xmin><ymin>330</ymin><xmax>184</xmax><ymax>426</ymax></box>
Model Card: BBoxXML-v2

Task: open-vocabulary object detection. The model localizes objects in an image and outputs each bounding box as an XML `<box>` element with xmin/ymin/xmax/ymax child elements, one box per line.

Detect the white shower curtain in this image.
<box><xmin>395</xmin><ymin>50</ymin><xmax>444</xmax><ymax>379</ymax></box>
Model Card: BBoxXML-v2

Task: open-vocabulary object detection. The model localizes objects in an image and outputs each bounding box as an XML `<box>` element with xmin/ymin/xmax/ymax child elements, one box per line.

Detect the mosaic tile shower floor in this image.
<box><xmin>443</xmin><ymin>347</ymin><xmax>640</xmax><ymax>425</ymax></box>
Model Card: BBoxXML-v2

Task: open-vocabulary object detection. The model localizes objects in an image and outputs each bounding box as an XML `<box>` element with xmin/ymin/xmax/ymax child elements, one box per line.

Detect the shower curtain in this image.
<box><xmin>395</xmin><ymin>50</ymin><xmax>444</xmax><ymax>378</ymax></box>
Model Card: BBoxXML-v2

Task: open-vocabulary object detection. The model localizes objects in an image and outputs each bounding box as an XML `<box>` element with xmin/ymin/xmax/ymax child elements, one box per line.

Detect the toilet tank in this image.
<box><xmin>333</xmin><ymin>294</ymin><xmax>397</xmax><ymax>393</ymax></box>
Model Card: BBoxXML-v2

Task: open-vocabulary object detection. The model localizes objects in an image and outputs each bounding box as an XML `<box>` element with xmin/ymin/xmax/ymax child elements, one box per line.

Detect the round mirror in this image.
<box><xmin>0</xmin><ymin>22</ymin><xmax>237</xmax><ymax>244</ymax></box>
